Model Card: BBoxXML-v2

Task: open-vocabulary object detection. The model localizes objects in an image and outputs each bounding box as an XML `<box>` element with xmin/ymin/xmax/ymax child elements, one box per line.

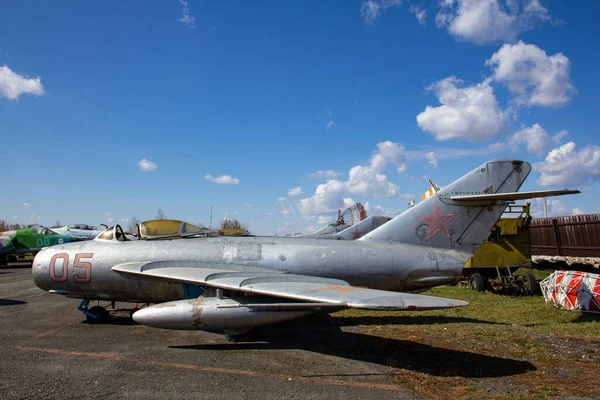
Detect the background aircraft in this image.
<box><xmin>52</xmin><ymin>224</ymin><xmax>103</xmax><ymax>240</ymax></box>
<box><xmin>0</xmin><ymin>226</ymin><xmax>85</xmax><ymax>266</ymax></box>
<box><xmin>32</xmin><ymin>159</ymin><xmax>578</xmax><ymax>340</ymax></box>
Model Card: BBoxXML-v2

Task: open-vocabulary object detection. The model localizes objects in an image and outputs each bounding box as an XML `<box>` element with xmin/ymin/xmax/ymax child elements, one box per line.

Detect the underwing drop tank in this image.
<box><xmin>132</xmin><ymin>297</ymin><xmax>313</xmax><ymax>333</ymax></box>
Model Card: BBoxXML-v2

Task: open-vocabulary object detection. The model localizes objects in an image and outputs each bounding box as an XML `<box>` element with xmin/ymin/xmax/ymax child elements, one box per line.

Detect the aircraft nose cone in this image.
<box><xmin>32</xmin><ymin>248</ymin><xmax>52</xmax><ymax>290</ymax></box>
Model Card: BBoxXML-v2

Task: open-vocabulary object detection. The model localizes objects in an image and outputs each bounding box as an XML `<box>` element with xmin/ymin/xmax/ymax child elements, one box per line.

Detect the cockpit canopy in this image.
<box><xmin>31</xmin><ymin>226</ymin><xmax>56</xmax><ymax>235</ymax></box>
<box><xmin>96</xmin><ymin>225</ymin><xmax>129</xmax><ymax>241</ymax></box>
<box><xmin>138</xmin><ymin>219</ymin><xmax>209</xmax><ymax>240</ymax></box>
<box><xmin>67</xmin><ymin>224</ymin><xmax>98</xmax><ymax>230</ymax></box>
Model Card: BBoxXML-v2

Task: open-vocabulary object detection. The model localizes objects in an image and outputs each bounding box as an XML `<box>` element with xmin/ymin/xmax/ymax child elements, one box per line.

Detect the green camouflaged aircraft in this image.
<box><xmin>0</xmin><ymin>226</ymin><xmax>85</xmax><ymax>266</ymax></box>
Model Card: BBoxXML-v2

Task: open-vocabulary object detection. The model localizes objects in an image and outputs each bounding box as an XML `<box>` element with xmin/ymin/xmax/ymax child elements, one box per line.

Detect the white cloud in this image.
<box><xmin>177</xmin><ymin>0</ymin><xmax>196</xmax><ymax>28</ymax></box>
<box><xmin>361</xmin><ymin>0</ymin><xmax>403</xmax><ymax>24</ymax></box>
<box><xmin>288</xmin><ymin>187</ymin><xmax>303</xmax><ymax>197</ymax></box>
<box><xmin>281</xmin><ymin>204</ymin><xmax>294</xmax><ymax>216</ymax></box>
<box><xmin>12</xmin><ymin>216</ymin><xmax>18</xmax><ymax>219</ymax></box>
<box><xmin>243</xmin><ymin>203</ymin><xmax>252</xmax><ymax>208</ymax></box>
<box><xmin>276</xmin><ymin>196</ymin><xmax>287</xmax><ymax>203</ymax></box>
<box><xmin>436</xmin><ymin>0</ymin><xmax>550</xmax><ymax>45</ymax></box>
<box><xmin>204</xmin><ymin>174</ymin><xmax>240</xmax><ymax>185</ymax></box>
<box><xmin>307</xmin><ymin>170</ymin><xmax>338</xmax><ymax>180</ymax></box>
<box><xmin>23</xmin><ymin>202</ymin><xmax>31</xmax><ymax>208</ymax></box>
<box><xmin>533</xmin><ymin>142</ymin><xmax>600</xmax><ymax>186</ymax></box>
<box><xmin>138</xmin><ymin>158</ymin><xmax>158</xmax><ymax>172</ymax></box>
<box><xmin>325</xmin><ymin>120</ymin><xmax>334</xmax><ymax>132</ymax></box>
<box><xmin>298</xmin><ymin>142</ymin><xmax>404</xmax><ymax>216</ymax></box>
<box><xmin>263</xmin><ymin>212</ymin><xmax>275</xmax><ymax>217</ymax></box>
<box><xmin>486</xmin><ymin>41</ymin><xmax>576</xmax><ymax>107</ymax></box>
<box><xmin>509</xmin><ymin>124</ymin><xmax>567</xmax><ymax>155</ymax></box>
<box><xmin>0</xmin><ymin>65</ymin><xmax>45</xmax><ymax>100</ymax></box>
<box><xmin>370</xmin><ymin>141</ymin><xmax>408</xmax><ymax>173</ymax></box>
<box><xmin>410</xmin><ymin>5</ymin><xmax>427</xmax><ymax>25</ymax></box>
<box><xmin>530</xmin><ymin>198</ymin><xmax>583</xmax><ymax>218</ymax></box>
<box><xmin>416</xmin><ymin>77</ymin><xmax>507</xmax><ymax>141</ymax></box>
<box><xmin>327</xmin><ymin>109</ymin><xmax>333</xmax><ymax>117</ymax></box>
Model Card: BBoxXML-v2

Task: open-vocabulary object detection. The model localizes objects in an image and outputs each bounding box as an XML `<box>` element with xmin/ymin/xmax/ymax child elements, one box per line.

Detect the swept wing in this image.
<box><xmin>112</xmin><ymin>261</ymin><xmax>467</xmax><ymax>311</ymax></box>
<box><xmin>451</xmin><ymin>189</ymin><xmax>580</xmax><ymax>203</ymax></box>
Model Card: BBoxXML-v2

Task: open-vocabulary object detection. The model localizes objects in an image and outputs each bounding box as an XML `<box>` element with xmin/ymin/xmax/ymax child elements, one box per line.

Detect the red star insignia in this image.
<box><xmin>417</xmin><ymin>203</ymin><xmax>455</xmax><ymax>242</ymax></box>
<box><xmin>351</xmin><ymin>229</ymin><xmax>361</xmax><ymax>239</ymax></box>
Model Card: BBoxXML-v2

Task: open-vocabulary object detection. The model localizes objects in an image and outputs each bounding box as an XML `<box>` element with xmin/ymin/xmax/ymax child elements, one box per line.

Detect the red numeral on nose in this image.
<box><xmin>49</xmin><ymin>253</ymin><xmax>93</xmax><ymax>283</ymax></box>
<box><xmin>73</xmin><ymin>253</ymin><xmax>93</xmax><ymax>283</ymax></box>
<box><xmin>49</xmin><ymin>254</ymin><xmax>69</xmax><ymax>283</ymax></box>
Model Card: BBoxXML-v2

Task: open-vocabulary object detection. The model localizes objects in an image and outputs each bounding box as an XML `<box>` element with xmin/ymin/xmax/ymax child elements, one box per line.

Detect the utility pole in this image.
<box><xmin>543</xmin><ymin>197</ymin><xmax>547</xmax><ymax>218</ymax></box>
<box><xmin>210</xmin><ymin>206</ymin><xmax>213</xmax><ymax>230</ymax></box>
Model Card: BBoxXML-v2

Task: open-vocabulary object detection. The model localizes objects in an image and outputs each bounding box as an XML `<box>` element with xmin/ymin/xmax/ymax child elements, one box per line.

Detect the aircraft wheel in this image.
<box><xmin>87</xmin><ymin>306</ymin><xmax>110</xmax><ymax>323</ymax></box>
<box><xmin>523</xmin><ymin>271</ymin><xmax>538</xmax><ymax>296</ymax></box>
<box><xmin>0</xmin><ymin>257</ymin><xmax>7</xmax><ymax>268</ymax></box>
<box><xmin>469</xmin><ymin>273</ymin><xmax>485</xmax><ymax>292</ymax></box>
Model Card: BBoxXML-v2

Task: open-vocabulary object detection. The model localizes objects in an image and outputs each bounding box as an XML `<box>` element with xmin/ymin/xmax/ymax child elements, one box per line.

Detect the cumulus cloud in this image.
<box><xmin>370</xmin><ymin>141</ymin><xmax>408</xmax><ymax>173</ymax></box>
<box><xmin>436</xmin><ymin>0</ymin><xmax>550</xmax><ymax>45</ymax></box>
<box><xmin>138</xmin><ymin>158</ymin><xmax>158</xmax><ymax>171</ymax></box>
<box><xmin>0</xmin><ymin>65</ymin><xmax>45</xmax><ymax>100</ymax></box>
<box><xmin>416</xmin><ymin>77</ymin><xmax>507</xmax><ymax>142</ymax></box>
<box><xmin>361</xmin><ymin>0</ymin><xmax>403</xmax><ymax>23</ymax></box>
<box><xmin>204</xmin><ymin>174</ymin><xmax>240</xmax><ymax>184</ymax></box>
<box><xmin>533</xmin><ymin>142</ymin><xmax>600</xmax><ymax>186</ymax></box>
<box><xmin>410</xmin><ymin>5</ymin><xmax>427</xmax><ymax>25</ymax></box>
<box><xmin>243</xmin><ymin>203</ymin><xmax>252</xmax><ymax>208</ymax></box>
<box><xmin>307</xmin><ymin>170</ymin><xmax>338</xmax><ymax>180</ymax></box>
<box><xmin>23</xmin><ymin>202</ymin><xmax>31</xmax><ymax>208</ymax></box>
<box><xmin>509</xmin><ymin>124</ymin><xmax>568</xmax><ymax>155</ymax></box>
<box><xmin>486</xmin><ymin>41</ymin><xmax>576</xmax><ymax>107</ymax></box>
<box><xmin>288</xmin><ymin>187</ymin><xmax>303</xmax><ymax>197</ymax></box>
<box><xmin>177</xmin><ymin>0</ymin><xmax>196</xmax><ymax>27</ymax></box>
<box><xmin>298</xmin><ymin>142</ymin><xmax>406</xmax><ymax>216</ymax></box>
<box><xmin>530</xmin><ymin>198</ymin><xmax>582</xmax><ymax>218</ymax></box>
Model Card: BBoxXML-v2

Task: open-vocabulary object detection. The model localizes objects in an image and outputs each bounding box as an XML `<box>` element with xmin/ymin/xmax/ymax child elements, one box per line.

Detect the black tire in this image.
<box><xmin>523</xmin><ymin>271</ymin><xmax>538</xmax><ymax>296</ymax></box>
<box><xmin>87</xmin><ymin>306</ymin><xmax>110</xmax><ymax>323</ymax></box>
<box><xmin>0</xmin><ymin>257</ymin><xmax>7</xmax><ymax>268</ymax></box>
<box><xmin>469</xmin><ymin>272</ymin><xmax>486</xmax><ymax>292</ymax></box>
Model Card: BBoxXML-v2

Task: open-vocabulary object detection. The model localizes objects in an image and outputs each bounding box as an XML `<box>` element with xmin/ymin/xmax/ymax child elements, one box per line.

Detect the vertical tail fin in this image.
<box><xmin>360</xmin><ymin>159</ymin><xmax>531</xmax><ymax>255</ymax></box>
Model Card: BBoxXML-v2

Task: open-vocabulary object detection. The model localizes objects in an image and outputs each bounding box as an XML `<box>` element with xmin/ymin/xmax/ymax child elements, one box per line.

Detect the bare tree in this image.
<box><xmin>128</xmin><ymin>216</ymin><xmax>141</xmax><ymax>234</ymax></box>
<box><xmin>0</xmin><ymin>220</ymin><xmax>8</xmax><ymax>232</ymax></box>
<box><xmin>155</xmin><ymin>208</ymin><xmax>167</xmax><ymax>220</ymax></box>
<box><xmin>220</xmin><ymin>218</ymin><xmax>247</xmax><ymax>230</ymax></box>
<box><xmin>51</xmin><ymin>220</ymin><xmax>61</xmax><ymax>228</ymax></box>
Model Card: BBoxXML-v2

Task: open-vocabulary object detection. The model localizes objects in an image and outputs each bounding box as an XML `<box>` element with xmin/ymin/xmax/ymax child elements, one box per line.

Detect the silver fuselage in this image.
<box><xmin>32</xmin><ymin>235</ymin><xmax>470</xmax><ymax>303</ymax></box>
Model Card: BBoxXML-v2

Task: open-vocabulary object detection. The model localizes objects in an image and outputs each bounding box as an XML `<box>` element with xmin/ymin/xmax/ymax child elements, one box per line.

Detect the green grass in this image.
<box><xmin>332</xmin><ymin>286</ymin><xmax>600</xmax><ymax>338</ymax></box>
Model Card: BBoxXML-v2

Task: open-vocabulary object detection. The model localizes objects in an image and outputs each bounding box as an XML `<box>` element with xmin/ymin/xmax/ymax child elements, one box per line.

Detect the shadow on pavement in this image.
<box><xmin>0</xmin><ymin>299</ymin><xmax>27</xmax><ymax>306</ymax></box>
<box><xmin>170</xmin><ymin>315</ymin><xmax>536</xmax><ymax>378</ymax></box>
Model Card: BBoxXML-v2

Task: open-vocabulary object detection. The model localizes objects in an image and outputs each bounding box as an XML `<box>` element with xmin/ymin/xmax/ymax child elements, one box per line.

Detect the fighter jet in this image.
<box><xmin>52</xmin><ymin>224</ymin><xmax>103</xmax><ymax>240</ymax></box>
<box><xmin>1</xmin><ymin>226</ymin><xmax>85</xmax><ymax>266</ymax></box>
<box><xmin>32</xmin><ymin>160</ymin><xmax>579</xmax><ymax>340</ymax></box>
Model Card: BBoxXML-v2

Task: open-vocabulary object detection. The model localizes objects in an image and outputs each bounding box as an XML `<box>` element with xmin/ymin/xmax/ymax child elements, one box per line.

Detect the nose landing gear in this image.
<box><xmin>77</xmin><ymin>299</ymin><xmax>148</xmax><ymax>323</ymax></box>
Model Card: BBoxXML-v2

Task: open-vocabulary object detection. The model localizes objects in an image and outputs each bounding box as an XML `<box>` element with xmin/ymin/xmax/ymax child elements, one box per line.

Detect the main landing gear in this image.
<box><xmin>78</xmin><ymin>300</ymin><xmax>148</xmax><ymax>323</ymax></box>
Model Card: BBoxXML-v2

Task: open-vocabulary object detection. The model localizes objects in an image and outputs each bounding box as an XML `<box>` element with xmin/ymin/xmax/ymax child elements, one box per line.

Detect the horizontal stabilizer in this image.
<box><xmin>112</xmin><ymin>261</ymin><xmax>468</xmax><ymax>311</ymax></box>
<box><xmin>451</xmin><ymin>189</ymin><xmax>580</xmax><ymax>203</ymax></box>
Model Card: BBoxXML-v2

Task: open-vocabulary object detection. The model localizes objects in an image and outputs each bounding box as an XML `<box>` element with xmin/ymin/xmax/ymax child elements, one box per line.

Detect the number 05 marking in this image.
<box><xmin>73</xmin><ymin>253</ymin><xmax>93</xmax><ymax>283</ymax></box>
<box><xmin>49</xmin><ymin>252</ymin><xmax>93</xmax><ymax>283</ymax></box>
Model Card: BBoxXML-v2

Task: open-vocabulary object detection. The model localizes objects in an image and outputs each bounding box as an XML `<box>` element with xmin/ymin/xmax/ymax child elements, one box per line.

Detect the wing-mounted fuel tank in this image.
<box><xmin>132</xmin><ymin>296</ymin><xmax>314</xmax><ymax>334</ymax></box>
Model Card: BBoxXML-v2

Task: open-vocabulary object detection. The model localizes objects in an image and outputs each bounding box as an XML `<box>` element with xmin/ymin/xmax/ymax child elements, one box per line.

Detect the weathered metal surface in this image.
<box><xmin>531</xmin><ymin>214</ymin><xmax>600</xmax><ymax>258</ymax></box>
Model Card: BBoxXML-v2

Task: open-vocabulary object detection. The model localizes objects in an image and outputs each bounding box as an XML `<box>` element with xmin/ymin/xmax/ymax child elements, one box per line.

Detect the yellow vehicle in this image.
<box><xmin>462</xmin><ymin>204</ymin><xmax>537</xmax><ymax>294</ymax></box>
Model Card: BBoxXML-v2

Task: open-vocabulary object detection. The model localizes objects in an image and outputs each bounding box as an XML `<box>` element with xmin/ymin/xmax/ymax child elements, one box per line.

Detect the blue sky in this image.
<box><xmin>1</xmin><ymin>0</ymin><xmax>599</xmax><ymax>234</ymax></box>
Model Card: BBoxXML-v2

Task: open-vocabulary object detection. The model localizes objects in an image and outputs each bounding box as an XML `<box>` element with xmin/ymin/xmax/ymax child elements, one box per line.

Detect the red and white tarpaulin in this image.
<box><xmin>540</xmin><ymin>270</ymin><xmax>600</xmax><ymax>313</ymax></box>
